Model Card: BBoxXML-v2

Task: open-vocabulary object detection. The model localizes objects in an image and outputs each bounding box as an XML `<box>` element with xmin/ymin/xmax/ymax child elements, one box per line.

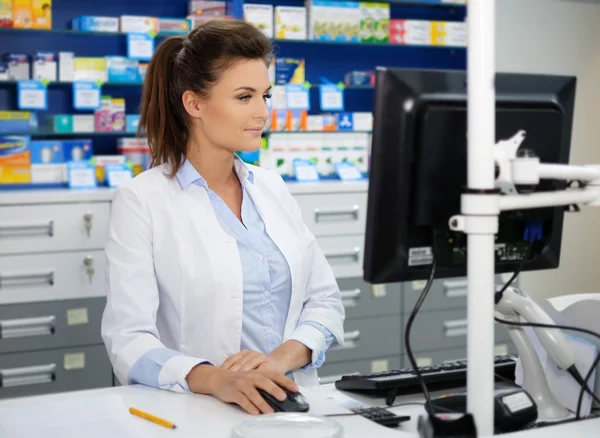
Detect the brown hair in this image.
<box><xmin>138</xmin><ymin>19</ymin><xmax>273</xmax><ymax>176</ymax></box>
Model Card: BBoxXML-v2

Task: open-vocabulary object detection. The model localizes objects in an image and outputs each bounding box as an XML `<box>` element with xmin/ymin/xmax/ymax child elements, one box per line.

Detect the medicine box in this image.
<box><xmin>431</xmin><ymin>21</ymin><xmax>467</xmax><ymax>47</ymax></box>
<box><xmin>0</xmin><ymin>111</ymin><xmax>38</xmax><ymax>133</ymax></box>
<box><xmin>0</xmin><ymin>136</ymin><xmax>31</xmax><ymax>184</ymax></box>
<box><xmin>158</xmin><ymin>18</ymin><xmax>193</xmax><ymax>35</ymax></box>
<box><xmin>58</xmin><ymin>52</ymin><xmax>75</xmax><ymax>82</ymax></box>
<box><xmin>74</xmin><ymin>57</ymin><xmax>107</xmax><ymax>83</ymax></box>
<box><xmin>359</xmin><ymin>2</ymin><xmax>389</xmax><ymax>43</ymax></box>
<box><xmin>30</xmin><ymin>140</ymin><xmax>64</xmax><ymax>183</ymax></box>
<box><xmin>126</xmin><ymin>115</ymin><xmax>140</xmax><ymax>133</ymax></box>
<box><xmin>2</xmin><ymin>53</ymin><xmax>30</xmax><ymax>80</ymax></box>
<box><xmin>52</xmin><ymin>114</ymin><xmax>73</xmax><ymax>133</ymax></box>
<box><xmin>95</xmin><ymin>96</ymin><xmax>113</xmax><ymax>132</ymax></box>
<box><xmin>106</xmin><ymin>57</ymin><xmax>141</xmax><ymax>83</ymax></box>
<box><xmin>243</xmin><ymin>4</ymin><xmax>273</xmax><ymax>38</ymax></box>
<box><xmin>188</xmin><ymin>1</ymin><xmax>226</xmax><ymax>16</ymax></box>
<box><xmin>120</xmin><ymin>16</ymin><xmax>159</xmax><ymax>34</ymax></box>
<box><xmin>0</xmin><ymin>0</ymin><xmax>12</xmax><ymax>28</ymax></box>
<box><xmin>12</xmin><ymin>0</ymin><xmax>31</xmax><ymax>28</ymax></box>
<box><xmin>275</xmin><ymin>58</ymin><xmax>305</xmax><ymax>85</ymax></box>
<box><xmin>275</xmin><ymin>6</ymin><xmax>307</xmax><ymax>40</ymax></box>
<box><xmin>33</xmin><ymin>52</ymin><xmax>57</xmax><ymax>82</ymax></box>
<box><xmin>307</xmin><ymin>0</ymin><xmax>360</xmax><ymax>42</ymax></box>
<box><xmin>111</xmin><ymin>98</ymin><xmax>126</xmax><ymax>132</ymax></box>
<box><xmin>32</xmin><ymin>0</ymin><xmax>51</xmax><ymax>29</ymax></box>
<box><xmin>62</xmin><ymin>139</ymin><xmax>93</xmax><ymax>163</ymax></box>
<box><xmin>0</xmin><ymin>63</ymin><xmax>8</xmax><ymax>80</ymax></box>
<box><xmin>72</xmin><ymin>16</ymin><xmax>119</xmax><ymax>32</ymax></box>
<box><xmin>390</xmin><ymin>19</ymin><xmax>431</xmax><ymax>46</ymax></box>
<box><xmin>73</xmin><ymin>115</ymin><xmax>94</xmax><ymax>133</ymax></box>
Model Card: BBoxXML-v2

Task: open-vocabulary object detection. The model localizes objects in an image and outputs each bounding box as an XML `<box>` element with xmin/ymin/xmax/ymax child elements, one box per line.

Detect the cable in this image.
<box><xmin>494</xmin><ymin>243</ymin><xmax>600</xmax><ymax>419</ymax></box>
<box><xmin>404</xmin><ymin>230</ymin><xmax>438</xmax><ymax>416</ymax></box>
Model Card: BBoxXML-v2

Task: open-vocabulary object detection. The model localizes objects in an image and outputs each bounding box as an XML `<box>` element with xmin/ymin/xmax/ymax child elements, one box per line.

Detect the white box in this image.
<box><xmin>244</xmin><ymin>4</ymin><xmax>274</xmax><ymax>38</ymax></box>
<box><xmin>32</xmin><ymin>52</ymin><xmax>57</xmax><ymax>82</ymax></box>
<box><xmin>58</xmin><ymin>52</ymin><xmax>75</xmax><ymax>82</ymax></box>
<box><xmin>307</xmin><ymin>115</ymin><xmax>324</xmax><ymax>132</ymax></box>
<box><xmin>352</xmin><ymin>112</ymin><xmax>373</xmax><ymax>131</ymax></box>
<box><xmin>390</xmin><ymin>20</ymin><xmax>431</xmax><ymax>45</ymax></box>
<box><xmin>119</xmin><ymin>16</ymin><xmax>159</xmax><ymax>34</ymax></box>
<box><xmin>275</xmin><ymin>6</ymin><xmax>307</xmax><ymax>40</ymax></box>
<box><xmin>73</xmin><ymin>115</ymin><xmax>95</xmax><ymax>133</ymax></box>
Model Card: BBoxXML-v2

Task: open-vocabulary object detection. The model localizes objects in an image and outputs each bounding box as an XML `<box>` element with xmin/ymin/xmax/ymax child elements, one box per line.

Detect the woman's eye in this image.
<box><xmin>239</xmin><ymin>95</ymin><xmax>251</xmax><ymax>101</ymax></box>
<box><xmin>263</xmin><ymin>93</ymin><xmax>272</xmax><ymax>100</ymax></box>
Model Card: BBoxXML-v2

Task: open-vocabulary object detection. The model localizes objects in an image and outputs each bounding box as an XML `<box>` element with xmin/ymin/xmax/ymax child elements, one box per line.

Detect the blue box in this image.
<box><xmin>275</xmin><ymin>58</ymin><xmax>305</xmax><ymax>85</ymax></box>
<box><xmin>106</xmin><ymin>57</ymin><xmax>141</xmax><ymax>83</ymax></box>
<box><xmin>337</xmin><ymin>113</ymin><xmax>354</xmax><ymax>131</ymax></box>
<box><xmin>126</xmin><ymin>115</ymin><xmax>140</xmax><ymax>133</ymax></box>
<box><xmin>0</xmin><ymin>111</ymin><xmax>38</xmax><ymax>133</ymax></box>
<box><xmin>72</xmin><ymin>16</ymin><xmax>119</xmax><ymax>32</ymax></box>
<box><xmin>30</xmin><ymin>140</ymin><xmax>65</xmax><ymax>184</ymax></box>
<box><xmin>62</xmin><ymin>139</ymin><xmax>93</xmax><ymax>162</ymax></box>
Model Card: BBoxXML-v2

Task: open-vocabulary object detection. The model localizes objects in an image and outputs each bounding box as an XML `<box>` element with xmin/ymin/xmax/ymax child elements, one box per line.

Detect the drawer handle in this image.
<box><xmin>331</xmin><ymin>330</ymin><xmax>361</xmax><ymax>351</ymax></box>
<box><xmin>320</xmin><ymin>373</ymin><xmax>357</xmax><ymax>385</ymax></box>
<box><xmin>313</xmin><ymin>205</ymin><xmax>360</xmax><ymax>223</ymax></box>
<box><xmin>0</xmin><ymin>316</ymin><xmax>56</xmax><ymax>339</ymax></box>
<box><xmin>0</xmin><ymin>220</ymin><xmax>54</xmax><ymax>238</ymax></box>
<box><xmin>340</xmin><ymin>288</ymin><xmax>361</xmax><ymax>307</ymax></box>
<box><xmin>0</xmin><ymin>270</ymin><xmax>55</xmax><ymax>288</ymax></box>
<box><xmin>444</xmin><ymin>319</ymin><xmax>468</xmax><ymax>338</ymax></box>
<box><xmin>325</xmin><ymin>247</ymin><xmax>361</xmax><ymax>264</ymax></box>
<box><xmin>443</xmin><ymin>280</ymin><xmax>468</xmax><ymax>298</ymax></box>
<box><xmin>0</xmin><ymin>364</ymin><xmax>56</xmax><ymax>388</ymax></box>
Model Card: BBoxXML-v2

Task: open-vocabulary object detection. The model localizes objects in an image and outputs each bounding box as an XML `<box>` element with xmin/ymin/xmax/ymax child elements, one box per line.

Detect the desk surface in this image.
<box><xmin>0</xmin><ymin>384</ymin><xmax>598</xmax><ymax>437</ymax></box>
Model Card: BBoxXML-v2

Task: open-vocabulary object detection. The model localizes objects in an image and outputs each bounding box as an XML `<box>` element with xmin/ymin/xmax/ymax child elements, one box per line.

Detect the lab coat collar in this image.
<box><xmin>175</xmin><ymin>155</ymin><xmax>254</xmax><ymax>190</ymax></box>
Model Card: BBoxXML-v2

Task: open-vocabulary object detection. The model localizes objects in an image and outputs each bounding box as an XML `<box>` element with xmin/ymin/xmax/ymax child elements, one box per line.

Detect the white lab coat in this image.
<box><xmin>101</xmin><ymin>162</ymin><xmax>345</xmax><ymax>389</ymax></box>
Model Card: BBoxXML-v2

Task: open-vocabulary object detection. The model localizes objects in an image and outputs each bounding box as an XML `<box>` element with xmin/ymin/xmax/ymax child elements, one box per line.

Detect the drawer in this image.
<box><xmin>319</xmin><ymin>355</ymin><xmax>401</xmax><ymax>385</ymax></box>
<box><xmin>326</xmin><ymin>315</ymin><xmax>401</xmax><ymax>364</ymax></box>
<box><xmin>401</xmin><ymin>343</ymin><xmax>517</xmax><ymax>368</ymax></box>
<box><xmin>294</xmin><ymin>192</ymin><xmax>367</xmax><ymax>237</ymax></box>
<box><xmin>0</xmin><ymin>297</ymin><xmax>105</xmax><ymax>354</ymax></box>
<box><xmin>317</xmin><ymin>235</ymin><xmax>364</xmax><ymax>279</ymax></box>
<box><xmin>405</xmin><ymin>309</ymin><xmax>511</xmax><ymax>353</ymax></box>
<box><xmin>337</xmin><ymin>277</ymin><xmax>401</xmax><ymax>320</ymax></box>
<box><xmin>0</xmin><ymin>344</ymin><xmax>112</xmax><ymax>399</ymax></box>
<box><xmin>0</xmin><ymin>251</ymin><xmax>105</xmax><ymax>305</ymax></box>
<box><xmin>0</xmin><ymin>202</ymin><xmax>109</xmax><ymax>256</ymax></box>
<box><xmin>402</xmin><ymin>275</ymin><xmax>515</xmax><ymax>313</ymax></box>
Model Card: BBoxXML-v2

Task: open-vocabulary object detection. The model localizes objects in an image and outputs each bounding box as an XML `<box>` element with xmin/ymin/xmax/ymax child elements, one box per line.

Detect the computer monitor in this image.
<box><xmin>364</xmin><ymin>68</ymin><xmax>577</xmax><ymax>284</ymax></box>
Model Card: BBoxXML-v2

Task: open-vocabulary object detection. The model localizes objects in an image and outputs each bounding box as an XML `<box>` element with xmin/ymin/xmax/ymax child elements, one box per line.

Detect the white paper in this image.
<box><xmin>294</xmin><ymin>164</ymin><xmax>319</xmax><ymax>181</ymax></box>
<box><xmin>287</xmin><ymin>90</ymin><xmax>309</xmax><ymax>110</ymax></box>
<box><xmin>75</xmin><ymin>88</ymin><xmax>100</xmax><ymax>109</ymax></box>
<box><xmin>129</xmin><ymin>38</ymin><xmax>154</xmax><ymax>60</ymax></box>
<box><xmin>0</xmin><ymin>394</ymin><xmax>143</xmax><ymax>438</ymax></box>
<box><xmin>19</xmin><ymin>89</ymin><xmax>45</xmax><ymax>109</ymax></box>
<box><xmin>515</xmin><ymin>328</ymin><xmax>598</xmax><ymax>415</ymax></box>
<box><xmin>321</xmin><ymin>89</ymin><xmax>343</xmax><ymax>111</ymax></box>
<box><xmin>337</xmin><ymin>165</ymin><xmax>362</xmax><ymax>180</ymax></box>
<box><xmin>108</xmin><ymin>170</ymin><xmax>133</xmax><ymax>187</ymax></box>
<box><xmin>69</xmin><ymin>168</ymin><xmax>96</xmax><ymax>187</ymax></box>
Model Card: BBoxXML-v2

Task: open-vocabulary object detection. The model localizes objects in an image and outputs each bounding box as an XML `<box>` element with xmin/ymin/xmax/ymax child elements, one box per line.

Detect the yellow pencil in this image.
<box><xmin>129</xmin><ymin>407</ymin><xmax>177</xmax><ymax>429</ymax></box>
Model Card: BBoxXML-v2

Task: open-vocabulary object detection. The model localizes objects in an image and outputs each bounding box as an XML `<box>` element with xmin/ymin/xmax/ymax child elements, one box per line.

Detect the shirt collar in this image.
<box><xmin>176</xmin><ymin>154</ymin><xmax>254</xmax><ymax>190</ymax></box>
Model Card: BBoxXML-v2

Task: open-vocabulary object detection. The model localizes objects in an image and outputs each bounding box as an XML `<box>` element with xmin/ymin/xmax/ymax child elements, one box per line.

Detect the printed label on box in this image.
<box><xmin>285</xmin><ymin>84</ymin><xmax>310</xmax><ymax>110</ymax></box>
<box><xmin>293</xmin><ymin>158</ymin><xmax>319</xmax><ymax>182</ymax></box>
<box><xmin>67</xmin><ymin>161</ymin><xmax>97</xmax><ymax>189</ymax></box>
<box><xmin>106</xmin><ymin>163</ymin><xmax>133</xmax><ymax>187</ymax></box>
<box><xmin>17</xmin><ymin>80</ymin><xmax>47</xmax><ymax>110</ymax></box>
<box><xmin>320</xmin><ymin>84</ymin><xmax>344</xmax><ymax>112</ymax></box>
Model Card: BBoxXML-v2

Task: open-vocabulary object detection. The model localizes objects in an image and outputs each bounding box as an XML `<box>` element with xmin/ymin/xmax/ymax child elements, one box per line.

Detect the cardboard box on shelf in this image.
<box><xmin>0</xmin><ymin>136</ymin><xmax>31</xmax><ymax>184</ymax></box>
<box><xmin>188</xmin><ymin>1</ymin><xmax>226</xmax><ymax>16</ymax></box>
<box><xmin>0</xmin><ymin>0</ymin><xmax>12</xmax><ymax>28</ymax></box>
<box><xmin>72</xmin><ymin>16</ymin><xmax>119</xmax><ymax>32</ymax></box>
<box><xmin>119</xmin><ymin>15</ymin><xmax>159</xmax><ymax>34</ymax></box>
<box><xmin>243</xmin><ymin>4</ymin><xmax>273</xmax><ymax>38</ymax></box>
<box><xmin>30</xmin><ymin>140</ymin><xmax>63</xmax><ymax>183</ymax></box>
<box><xmin>32</xmin><ymin>0</ymin><xmax>51</xmax><ymax>29</ymax></box>
<box><xmin>275</xmin><ymin>58</ymin><xmax>305</xmax><ymax>85</ymax></box>
<box><xmin>390</xmin><ymin>19</ymin><xmax>431</xmax><ymax>46</ymax></box>
<box><xmin>275</xmin><ymin>6</ymin><xmax>307</xmax><ymax>40</ymax></box>
<box><xmin>32</xmin><ymin>52</ymin><xmax>57</xmax><ymax>82</ymax></box>
<box><xmin>2</xmin><ymin>53</ymin><xmax>30</xmax><ymax>80</ymax></box>
<box><xmin>12</xmin><ymin>0</ymin><xmax>32</xmax><ymax>29</ymax></box>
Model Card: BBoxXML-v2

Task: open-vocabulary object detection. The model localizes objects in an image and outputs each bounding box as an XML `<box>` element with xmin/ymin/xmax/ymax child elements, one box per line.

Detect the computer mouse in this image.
<box><xmin>257</xmin><ymin>387</ymin><xmax>310</xmax><ymax>413</ymax></box>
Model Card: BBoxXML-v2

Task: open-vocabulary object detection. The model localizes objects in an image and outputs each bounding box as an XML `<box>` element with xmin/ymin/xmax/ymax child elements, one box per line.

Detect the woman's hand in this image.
<box><xmin>221</xmin><ymin>350</ymin><xmax>286</xmax><ymax>374</ymax></box>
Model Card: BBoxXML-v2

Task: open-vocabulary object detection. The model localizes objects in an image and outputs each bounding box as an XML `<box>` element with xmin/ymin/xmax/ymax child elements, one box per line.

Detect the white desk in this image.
<box><xmin>0</xmin><ymin>384</ymin><xmax>598</xmax><ymax>437</ymax></box>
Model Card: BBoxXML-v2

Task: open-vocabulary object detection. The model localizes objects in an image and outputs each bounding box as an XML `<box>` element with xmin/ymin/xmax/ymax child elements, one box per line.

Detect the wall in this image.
<box><xmin>495</xmin><ymin>0</ymin><xmax>600</xmax><ymax>299</ymax></box>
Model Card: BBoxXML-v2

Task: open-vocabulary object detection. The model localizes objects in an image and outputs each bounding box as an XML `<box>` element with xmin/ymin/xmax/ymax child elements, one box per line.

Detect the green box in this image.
<box><xmin>53</xmin><ymin>115</ymin><xmax>73</xmax><ymax>133</ymax></box>
<box><xmin>359</xmin><ymin>2</ymin><xmax>389</xmax><ymax>43</ymax></box>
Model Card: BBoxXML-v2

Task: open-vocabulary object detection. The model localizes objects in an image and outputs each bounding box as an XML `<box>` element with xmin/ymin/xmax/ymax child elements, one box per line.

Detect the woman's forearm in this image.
<box><xmin>269</xmin><ymin>340</ymin><xmax>312</xmax><ymax>373</ymax></box>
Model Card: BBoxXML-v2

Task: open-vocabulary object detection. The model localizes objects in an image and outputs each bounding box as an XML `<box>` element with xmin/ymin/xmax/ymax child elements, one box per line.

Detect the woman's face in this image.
<box><xmin>188</xmin><ymin>58</ymin><xmax>271</xmax><ymax>153</ymax></box>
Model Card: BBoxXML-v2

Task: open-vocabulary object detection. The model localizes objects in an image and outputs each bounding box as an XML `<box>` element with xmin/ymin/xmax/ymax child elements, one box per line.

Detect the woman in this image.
<box><xmin>101</xmin><ymin>19</ymin><xmax>345</xmax><ymax>416</ymax></box>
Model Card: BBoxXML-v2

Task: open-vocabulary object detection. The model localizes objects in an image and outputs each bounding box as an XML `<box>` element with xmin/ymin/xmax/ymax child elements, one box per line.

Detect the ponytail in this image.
<box><xmin>138</xmin><ymin>36</ymin><xmax>187</xmax><ymax>177</ymax></box>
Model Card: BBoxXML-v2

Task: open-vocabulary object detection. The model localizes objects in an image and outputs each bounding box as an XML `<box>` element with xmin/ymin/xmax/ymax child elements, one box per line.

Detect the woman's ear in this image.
<box><xmin>182</xmin><ymin>90</ymin><xmax>203</xmax><ymax>119</ymax></box>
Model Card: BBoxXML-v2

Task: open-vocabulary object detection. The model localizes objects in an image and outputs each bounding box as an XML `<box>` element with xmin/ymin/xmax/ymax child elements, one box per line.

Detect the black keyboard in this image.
<box><xmin>335</xmin><ymin>355</ymin><xmax>517</xmax><ymax>406</ymax></box>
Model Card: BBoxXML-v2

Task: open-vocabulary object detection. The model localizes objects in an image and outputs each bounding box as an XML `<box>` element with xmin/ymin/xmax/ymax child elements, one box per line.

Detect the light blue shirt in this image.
<box><xmin>128</xmin><ymin>157</ymin><xmax>336</xmax><ymax>391</ymax></box>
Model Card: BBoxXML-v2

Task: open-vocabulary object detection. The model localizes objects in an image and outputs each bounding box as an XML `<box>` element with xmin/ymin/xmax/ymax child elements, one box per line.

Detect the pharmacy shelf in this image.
<box><xmin>0</xmin><ymin>28</ymin><xmax>465</xmax><ymax>51</ymax></box>
<box><xmin>2</xmin><ymin>131</ymin><xmax>372</xmax><ymax>138</ymax></box>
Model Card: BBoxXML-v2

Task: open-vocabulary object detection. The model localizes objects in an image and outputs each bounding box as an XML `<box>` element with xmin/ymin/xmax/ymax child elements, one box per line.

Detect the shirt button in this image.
<box><xmin>256</xmin><ymin>254</ymin><xmax>264</xmax><ymax>260</ymax></box>
<box><xmin>263</xmin><ymin>290</ymin><xmax>270</xmax><ymax>297</ymax></box>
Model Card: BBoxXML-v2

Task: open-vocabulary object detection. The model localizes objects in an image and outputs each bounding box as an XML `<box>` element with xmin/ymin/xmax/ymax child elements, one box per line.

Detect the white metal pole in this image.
<box><xmin>466</xmin><ymin>0</ymin><xmax>496</xmax><ymax>436</ymax></box>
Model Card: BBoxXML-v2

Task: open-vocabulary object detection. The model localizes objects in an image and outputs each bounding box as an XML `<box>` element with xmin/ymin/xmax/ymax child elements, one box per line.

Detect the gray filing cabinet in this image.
<box><xmin>0</xmin><ymin>189</ymin><xmax>114</xmax><ymax>399</ymax></box>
